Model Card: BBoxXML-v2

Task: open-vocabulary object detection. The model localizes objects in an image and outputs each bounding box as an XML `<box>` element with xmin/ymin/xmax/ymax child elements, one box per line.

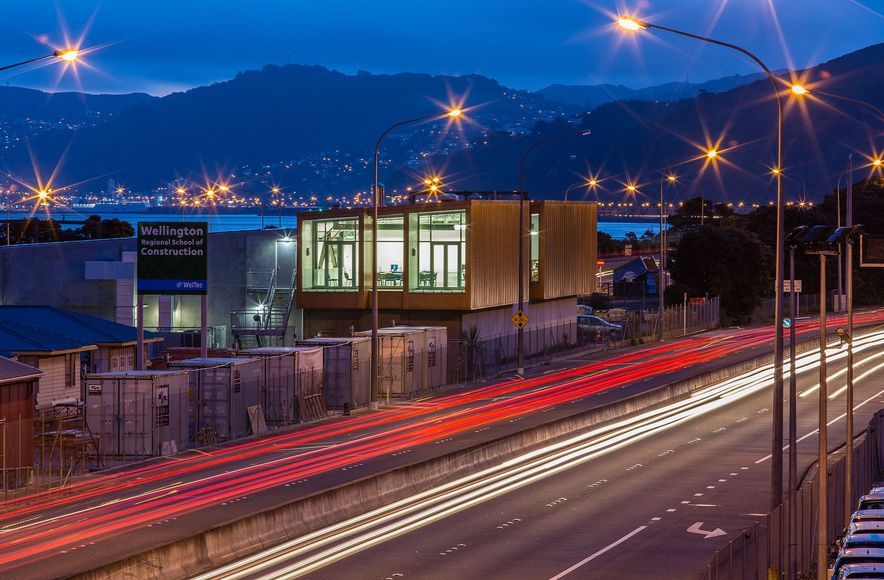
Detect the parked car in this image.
<box><xmin>838</xmin><ymin>523</ymin><xmax>884</xmax><ymax>552</ymax></box>
<box><xmin>577</xmin><ymin>314</ymin><xmax>622</xmax><ymax>342</ymax></box>
<box><xmin>831</xmin><ymin>548</ymin><xmax>884</xmax><ymax>579</ymax></box>
<box><xmin>857</xmin><ymin>491</ymin><xmax>884</xmax><ymax>511</ymax></box>
<box><xmin>851</xmin><ymin>510</ymin><xmax>884</xmax><ymax>525</ymax></box>
<box><xmin>841</xmin><ymin>534</ymin><xmax>884</xmax><ymax>551</ymax></box>
<box><xmin>835</xmin><ymin>561</ymin><xmax>884</xmax><ymax>579</ymax></box>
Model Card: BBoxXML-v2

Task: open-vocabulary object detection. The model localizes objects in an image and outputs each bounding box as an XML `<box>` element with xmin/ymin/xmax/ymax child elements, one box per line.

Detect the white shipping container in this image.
<box><xmin>384</xmin><ymin>326</ymin><xmax>448</xmax><ymax>389</ymax></box>
<box><xmin>245</xmin><ymin>347</ymin><xmax>324</xmax><ymax>424</ymax></box>
<box><xmin>169</xmin><ymin>357</ymin><xmax>261</xmax><ymax>441</ymax></box>
<box><xmin>354</xmin><ymin>328</ymin><xmax>427</xmax><ymax>400</ymax></box>
<box><xmin>84</xmin><ymin>370</ymin><xmax>189</xmax><ymax>458</ymax></box>
<box><xmin>298</xmin><ymin>337</ymin><xmax>370</xmax><ymax>410</ymax></box>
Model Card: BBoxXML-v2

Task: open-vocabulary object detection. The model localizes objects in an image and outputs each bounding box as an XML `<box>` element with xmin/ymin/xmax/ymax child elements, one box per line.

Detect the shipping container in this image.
<box><xmin>169</xmin><ymin>357</ymin><xmax>261</xmax><ymax>442</ymax></box>
<box><xmin>298</xmin><ymin>337</ymin><xmax>370</xmax><ymax>410</ymax></box>
<box><xmin>83</xmin><ymin>370</ymin><xmax>189</xmax><ymax>458</ymax></box>
<box><xmin>244</xmin><ymin>347</ymin><xmax>324</xmax><ymax>425</ymax></box>
<box><xmin>354</xmin><ymin>327</ymin><xmax>426</xmax><ymax>400</ymax></box>
<box><xmin>382</xmin><ymin>326</ymin><xmax>448</xmax><ymax>389</ymax></box>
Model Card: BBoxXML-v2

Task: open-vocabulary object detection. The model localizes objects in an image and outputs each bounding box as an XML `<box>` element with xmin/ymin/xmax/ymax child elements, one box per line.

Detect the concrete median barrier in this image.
<box><xmin>76</xmin><ymin>334</ymin><xmax>828</xmax><ymax>580</ymax></box>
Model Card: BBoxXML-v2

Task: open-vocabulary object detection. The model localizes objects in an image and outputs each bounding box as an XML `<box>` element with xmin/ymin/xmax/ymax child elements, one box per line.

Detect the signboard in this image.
<box><xmin>782</xmin><ymin>318</ymin><xmax>792</xmax><ymax>328</ymax></box>
<box><xmin>87</xmin><ymin>383</ymin><xmax>102</xmax><ymax>396</ymax></box>
<box><xmin>137</xmin><ymin>222</ymin><xmax>208</xmax><ymax>294</ymax></box>
<box><xmin>155</xmin><ymin>384</ymin><xmax>170</xmax><ymax>427</ymax></box>
<box><xmin>512</xmin><ymin>310</ymin><xmax>529</xmax><ymax>329</ymax></box>
<box><xmin>860</xmin><ymin>235</ymin><xmax>884</xmax><ymax>268</ymax></box>
<box><xmin>406</xmin><ymin>340</ymin><xmax>414</xmax><ymax>373</ymax></box>
<box><xmin>783</xmin><ymin>279</ymin><xmax>802</xmax><ymax>293</ymax></box>
<box><xmin>428</xmin><ymin>339</ymin><xmax>437</xmax><ymax>368</ymax></box>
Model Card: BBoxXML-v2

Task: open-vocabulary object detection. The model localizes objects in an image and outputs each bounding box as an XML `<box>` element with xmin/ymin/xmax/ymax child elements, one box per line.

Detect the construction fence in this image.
<box><xmin>447</xmin><ymin>297</ymin><xmax>721</xmax><ymax>384</ymax></box>
<box><xmin>700</xmin><ymin>409</ymin><xmax>884</xmax><ymax>579</ymax></box>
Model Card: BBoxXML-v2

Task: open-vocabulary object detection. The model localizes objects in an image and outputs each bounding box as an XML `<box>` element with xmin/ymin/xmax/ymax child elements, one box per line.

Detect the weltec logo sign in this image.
<box><xmin>137</xmin><ymin>222</ymin><xmax>208</xmax><ymax>295</ymax></box>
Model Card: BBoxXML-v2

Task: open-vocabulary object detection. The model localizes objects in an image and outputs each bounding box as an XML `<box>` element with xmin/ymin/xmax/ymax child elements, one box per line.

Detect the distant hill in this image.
<box><xmin>394</xmin><ymin>43</ymin><xmax>884</xmax><ymax>202</ymax></box>
<box><xmin>0</xmin><ymin>86</ymin><xmax>156</xmax><ymax>121</ymax></box>
<box><xmin>1</xmin><ymin>43</ymin><xmax>881</xmax><ymax>203</ymax></box>
<box><xmin>538</xmin><ymin>72</ymin><xmax>768</xmax><ymax>110</ymax></box>
<box><xmin>0</xmin><ymin>65</ymin><xmax>575</xmax><ymax>190</ymax></box>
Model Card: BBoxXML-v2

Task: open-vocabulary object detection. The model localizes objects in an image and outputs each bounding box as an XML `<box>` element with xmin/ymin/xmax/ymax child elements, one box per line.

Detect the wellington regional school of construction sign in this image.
<box><xmin>137</xmin><ymin>222</ymin><xmax>208</xmax><ymax>294</ymax></box>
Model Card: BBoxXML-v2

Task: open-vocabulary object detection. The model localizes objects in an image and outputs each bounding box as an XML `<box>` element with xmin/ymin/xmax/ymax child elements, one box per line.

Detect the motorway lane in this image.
<box><xmin>0</xmin><ymin>313</ymin><xmax>880</xmax><ymax>577</ymax></box>
<box><xmin>204</xmin><ymin>329</ymin><xmax>884</xmax><ymax>580</ymax></box>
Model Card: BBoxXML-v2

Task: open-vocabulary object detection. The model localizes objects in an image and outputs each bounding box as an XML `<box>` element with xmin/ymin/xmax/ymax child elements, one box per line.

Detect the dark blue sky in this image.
<box><xmin>1</xmin><ymin>0</ymin><xmax>881</xmax><ymax>95</ymax></box>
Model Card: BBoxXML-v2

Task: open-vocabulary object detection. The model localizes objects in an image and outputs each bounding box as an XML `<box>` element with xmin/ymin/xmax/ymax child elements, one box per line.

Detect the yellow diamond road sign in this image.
<box><xmin>512</xmin><ymin>310</ymin><xmax>529</xmax><ymax>329</ymax></box>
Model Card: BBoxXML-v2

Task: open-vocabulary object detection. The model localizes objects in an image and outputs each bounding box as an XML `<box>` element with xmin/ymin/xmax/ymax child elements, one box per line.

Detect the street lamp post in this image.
<box><xmin>563</xmin><ymin>179</ymin><xmax>597</xmax><ymax>201</ymax></box>
<box><xmin>659</xmin><ymin>174</ymin><xmax>676</xmax><ymax>341</ymax></box>
<box><xmin>371</xmin><ymin>108</ymin><xmax>462</xmax><ymax>405</ymax></box>
<box><xmin>0</xmin><ymin>49</ymin><xmax>80</xmax><ymax>72</ymax></box>
<box><xmin>618</xmin><ymin>15</ymin><xmax>786</xmax><ymax>511</ymax></box>
<box><xmin>517</xmin><ymin>129</ymin><xmax>589</xmax><ymax>374</ymax></box>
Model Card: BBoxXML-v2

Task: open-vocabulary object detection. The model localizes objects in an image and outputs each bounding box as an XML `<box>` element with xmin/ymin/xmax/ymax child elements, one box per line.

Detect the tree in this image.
<box><xmin>669</xmin><ymin>225</ymin><xmax>773</xmax><ymax>324</ymax></box>
<box><xmin>669</xmin><ymin>196</ymin><xmax>734</xmax><ymax>229</ymax></box>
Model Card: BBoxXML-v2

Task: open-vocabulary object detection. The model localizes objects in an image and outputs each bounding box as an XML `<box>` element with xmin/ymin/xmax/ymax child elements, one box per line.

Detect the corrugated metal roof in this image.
<box><xmin>0</xmin><ymin>355</ymin><xmax>42</xmax><ymax>383</ymax></box>
<box><xmin>0</xmin><ymin>306</ymin><xmax>159</xmax><ymax>353</ymax></box>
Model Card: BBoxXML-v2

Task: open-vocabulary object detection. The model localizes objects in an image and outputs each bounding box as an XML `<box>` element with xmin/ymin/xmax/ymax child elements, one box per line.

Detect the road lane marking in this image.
<box><xmin>687</xmin><ymin>522</ymin><xmax>726</xmax><ymax>539</ymax></box>
<box><xmin>547</xmin><ymin>526</ymin><xmax>647</xmax><ymax>580</ymax></box>
<box><xmin>755</xmin><ymin>361</ymin><xmax>884</xmax><ymax>464</ymax></box>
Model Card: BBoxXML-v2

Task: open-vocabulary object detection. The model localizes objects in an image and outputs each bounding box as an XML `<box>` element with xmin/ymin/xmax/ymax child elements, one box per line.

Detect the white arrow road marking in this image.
<box><xmin>687</xmin><ymin>522</ymin><xmax>726</xmax><ymax>539</ymax></box>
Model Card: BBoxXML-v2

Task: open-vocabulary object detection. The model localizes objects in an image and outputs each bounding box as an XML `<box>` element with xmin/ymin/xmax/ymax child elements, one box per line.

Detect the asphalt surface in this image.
<box><xmin>198</xmin><ymin>326</ymin><xmax>884</xmax><ymax>580</ymax></box>
<box><xmin>0</xmin><ymin>312</ymin><xmax>881</xmax><ymax>578</ymax></box>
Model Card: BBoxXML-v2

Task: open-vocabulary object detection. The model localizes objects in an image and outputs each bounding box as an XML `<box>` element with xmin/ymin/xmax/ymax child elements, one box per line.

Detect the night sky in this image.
<box><xmin>0</xmin><ymin>0</ymin><xmax>881</xmax><ymax>95</ymax></box>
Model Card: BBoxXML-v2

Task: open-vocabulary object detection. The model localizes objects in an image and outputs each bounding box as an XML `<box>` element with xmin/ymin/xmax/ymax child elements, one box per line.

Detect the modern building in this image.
<box><xmin>296</xmin><ymin>199</ymin><xmax>597</xmax><ymax>342</ymax></box>
<box><xmin>0</xmin><ymin>229</ymin><xmax>298</xmax><ymax>349</ymax></box>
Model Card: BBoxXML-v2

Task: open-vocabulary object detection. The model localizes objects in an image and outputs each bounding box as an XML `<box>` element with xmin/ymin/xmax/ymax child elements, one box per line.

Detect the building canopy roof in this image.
<box><xmin>0</xmin><ymin>355</ymin><xmax>42</xmax><ymax>384</ymax></box>
<box><xmin>0</xmin><ymin>306</ymin><xmax>160</xmax><ymax>354</ymax></box>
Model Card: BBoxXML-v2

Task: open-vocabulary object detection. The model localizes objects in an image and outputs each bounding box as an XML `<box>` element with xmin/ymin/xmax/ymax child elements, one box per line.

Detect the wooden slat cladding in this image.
<box><xmin>468</xmin><ymin>201</ymin><xmax>523</xmax><ymax>310</ymax></box>
<box><xmin>533</xmin><ymin>202</ymin><xmax>597</xmax><ymax>299</ymax></box>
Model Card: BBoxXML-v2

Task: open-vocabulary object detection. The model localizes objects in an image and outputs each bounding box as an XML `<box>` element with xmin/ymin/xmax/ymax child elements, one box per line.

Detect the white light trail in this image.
<box><xmin>198</xmin><ymin>330</ymin><xmax>884</xmax><ymax>579</ymax></box>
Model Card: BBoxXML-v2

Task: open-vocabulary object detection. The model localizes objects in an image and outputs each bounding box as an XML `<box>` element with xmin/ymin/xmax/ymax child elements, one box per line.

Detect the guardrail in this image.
<box><xmin>700</xmin><ymin>408</ymin><xmax>884</xmax><ymax>579</ymax></box>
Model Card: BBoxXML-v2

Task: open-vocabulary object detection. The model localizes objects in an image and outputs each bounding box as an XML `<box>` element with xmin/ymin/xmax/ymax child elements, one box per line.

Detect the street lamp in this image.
<box><xmin>516</xmin><ymin>128</ymin><xmax>590</xmax><ymax>374</ymax></box>
<box><xmin>0</xmin><ymin>48</ymin><xmax>81</xmax><ymax>72</ymax></box>
<box><xmin>618</xmin><ymin>14</ymin><xmax>786</xmax><ymax>513</ymax></box>
<box><xmin>659</xmin><ymin>174</ymin><xmax>676</xmax><ymax>341</ymax></box>
<box><xmin>563</xmin><ymin>178</ymin><xmax>597</xmax><ymax>201</ymax></box>
<box><xmin>371</xmin><ymin>106</ymin><xmax>464</xmax><ymax>406</ymax></box>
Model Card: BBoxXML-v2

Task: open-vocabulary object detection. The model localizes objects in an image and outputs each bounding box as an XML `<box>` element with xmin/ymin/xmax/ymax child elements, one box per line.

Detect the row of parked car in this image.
<box><xmin>829</xmin><ymin>486</ymin><xmax>884</xmax><ymax>578</ymax></box>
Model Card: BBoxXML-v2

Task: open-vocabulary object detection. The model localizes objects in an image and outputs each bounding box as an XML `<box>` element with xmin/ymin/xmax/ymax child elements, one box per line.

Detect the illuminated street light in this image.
<box><xmin>1</xmin><ymin>48</ymin><xmax>82</xmax><ymax>72</ymax></box>
<box><xmin>176</xmin><ymin>187</ymin><xmax>186</xmax><ymax>195</ymax></box>
<box><xmin>706</xmin><ymin>148</ymin><xmax>719</xmax><ymax>160</ymax></box>
<box><xmin>615</xmin><ymin>13</ymin><xmax>788</xmax><ymax>520</ymax></box>
<box><xmin>790</xmin><ymin>84</ymin><xmax>809</xmax><ymax>96</ymax></box>
<box><xmin>873</xmin><ymin>159</ymin><xmax>882</xmax><ymax>167</ymax></box>
<box><xmin>371</xmin><ymin>105</ymin><xmax>465</xmax><ymax>405</ymax></box>
<box><xmin>626</xmin><ymin>184</ymin><xmax>637</xmax><ymax>193</ymax></box>
<box><xmin>56</xmin><ymin>49</ymin><xmax>79</xmax><ymax>62</ymax></box>
<box><xmin>517</xmin><ymin>128</ymin><xmax>591</xmax><ymax>373</ymax></box>
<box><xmin>617</xmin><ymin>17</ymin><xmax>646</xmax><ymax>31</ymax></box>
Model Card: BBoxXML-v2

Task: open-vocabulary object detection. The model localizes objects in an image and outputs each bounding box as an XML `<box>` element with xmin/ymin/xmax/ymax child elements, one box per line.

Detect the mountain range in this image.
<box><xmin>537</xmin><ymin>72</ymin><xmax>767</xmax><ymax>110</ymax></box>
<box><xmin>1</xmin><ymin>43</ymin><xmax>881</xmax><ymax>202</ymax></box>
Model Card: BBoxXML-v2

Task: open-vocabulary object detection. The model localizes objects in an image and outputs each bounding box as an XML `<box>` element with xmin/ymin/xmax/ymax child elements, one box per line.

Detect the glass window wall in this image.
<box><xmin>413</xmin><ymin>210</ymin><xmax>466</xmax><ymax>291</ymax></box>
<box><xmin>377</xmin><ymin>216</ymin><xmax>404</xmax><ymax>288</ymax></box>
<box><xmin>530</xmin><ymin>213</ymin><xmax>540</xmax><ymax>283</ymax></box>
<box><xmin>304</xmin><ymin>218</ymin><xmax>359</xmax><ymax>290</ymax></box>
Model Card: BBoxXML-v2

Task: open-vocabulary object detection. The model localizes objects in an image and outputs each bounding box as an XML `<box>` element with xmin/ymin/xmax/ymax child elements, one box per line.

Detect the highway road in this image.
<box><xmin>0</xmin><ymin>312</ymin><xmax>881</xmax><ymax>578</ymax></box>
<box><xmin>198</xmin><ymin>327</ymin><xmax>884</xmax><ymax>580</ymax></box>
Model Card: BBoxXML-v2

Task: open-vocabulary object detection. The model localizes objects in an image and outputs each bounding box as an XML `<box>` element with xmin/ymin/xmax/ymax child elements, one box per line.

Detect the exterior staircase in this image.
<box><xmin>231</xmin><ymin>268</ymin><xmax>296</xmax><ymax>350</ymax></box>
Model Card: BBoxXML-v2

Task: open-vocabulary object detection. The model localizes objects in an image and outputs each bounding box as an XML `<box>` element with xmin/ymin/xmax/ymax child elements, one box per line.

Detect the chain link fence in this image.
<box><xmin>700</xmin><ymin>409</ymin><xmax>884</xmax><ymax>579</ymax></box>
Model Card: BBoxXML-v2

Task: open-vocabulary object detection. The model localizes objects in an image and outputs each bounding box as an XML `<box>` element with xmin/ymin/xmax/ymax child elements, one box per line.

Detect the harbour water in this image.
<box><xmin>5</xmin><ymin>210</ymin><xmax>665</xmax><ymax>240</ymax></box>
